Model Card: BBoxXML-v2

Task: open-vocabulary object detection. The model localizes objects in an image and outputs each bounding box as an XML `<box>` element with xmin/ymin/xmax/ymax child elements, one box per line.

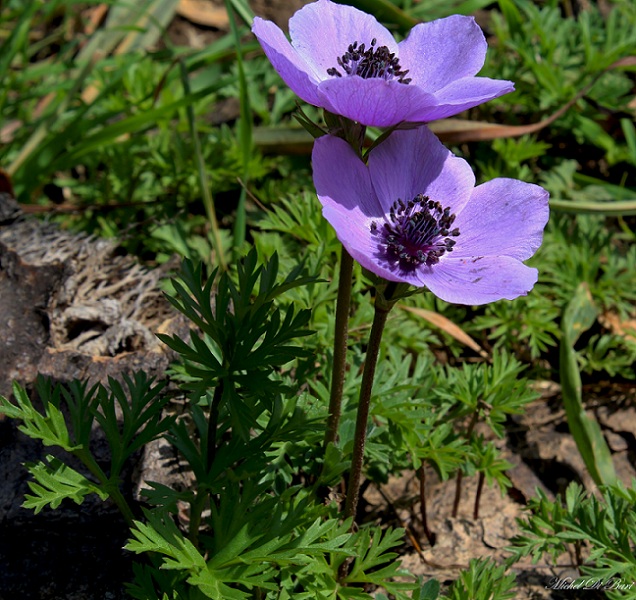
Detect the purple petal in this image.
<box><xmin>453</xmin><ymin>178</ymin><xmax>550</xmax><ymax>261</ymax></box>
<box><xmin>368</xmin><ymin>127</ymin><xmax>475</xmax><ymax>215</ymax></box>
<box><xmin>313</xmin><ymin>134</ymin><xmax>423</xmax><ymax>286</ymax></box>
<box><xmin>321</xmin><ymin>205</ymin><xmax>426</xmax><ymax>287</ymax></box>
<box><xmin>289</xmin><ymin>0</ymin><xmax>397</xmax><ymax>80</ymax></box>
<box><xmin>418</xmin><ymin>256</ymin><xmax>539</xmax><ymax>305</ymax></box>
<box><xmin>417</xmin><ymin>77</ymin><xmax>514</xmax><ymax>122</ymax></box>
<box><xmin>312</xmin><ymin>135</ymin><xmax>380</xmax><ymax>216</ymax></box>
<box><xmin>322</xmin><ymin>205</ymin><xmax>406</xmax><ymax>283</ymax></box>
<box><xmin>252</xmin><ymin>17</ymin><xmax>323</xmax><ymax>106</ymax></box>
<box><xmin>398</xmin><ymin>16</ymin><xmax>487</xmax><ymax>91</ymax></box>
<box><xmin>317</xmin><ymin>77</ymin><xmax>437</xmax><ymax>127</ymax></box>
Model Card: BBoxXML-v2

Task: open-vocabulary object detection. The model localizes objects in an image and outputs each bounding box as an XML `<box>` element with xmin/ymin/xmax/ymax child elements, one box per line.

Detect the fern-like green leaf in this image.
<box><xmin>23</xmin><ymin>455</ymin><xmax>108</xmax><ymax>513</ymax></box>
<box><xmin>0</xmin><ymin>383</ymin><xmax>80</xmax><ymax>451</ymax></box>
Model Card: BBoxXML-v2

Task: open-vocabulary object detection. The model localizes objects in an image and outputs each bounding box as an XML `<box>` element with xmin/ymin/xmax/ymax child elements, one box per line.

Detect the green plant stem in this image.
<box><xmin>188</xmin><ymin>490</ymin><xmax>207</xmax><ymax>546</ymax></box>
<box><xmin>73</xmin><ymin>448</ymin><xmax>135</xmax><ymax>526</ymax></box>
<box><xmin>323</xmin><ymin>249</ymin><xmax>354</xmax><ymax>449</ymax></box>
<box><xmin>343</xmin><ymin>300</ymin><xmax>392</xmax><ymax>521</ymax></box>
<box><xmin>207</xmin><ymin>380</ymin><xmax>224</xmax><ymax>470</ymax></box>
<box><xmin>189</xmin><ymin>380</ymin><xmax>224</xmax><ymax>546</ymax></box>
<box><xmin>106</xmin><ymin>485</ymin><xmax>136</xmax><ymax>526</ymax></box>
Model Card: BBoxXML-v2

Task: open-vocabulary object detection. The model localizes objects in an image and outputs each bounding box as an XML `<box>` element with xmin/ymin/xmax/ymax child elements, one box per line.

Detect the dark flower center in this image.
<box><xmin>327</xmin><ymin>39</ymin><xmax>411</xmax><ymax>84</ymax></box>
<box><xmin>370</xmin><ymin>194</ymin><xmax>460</xmax><ymax>268</ymax></box>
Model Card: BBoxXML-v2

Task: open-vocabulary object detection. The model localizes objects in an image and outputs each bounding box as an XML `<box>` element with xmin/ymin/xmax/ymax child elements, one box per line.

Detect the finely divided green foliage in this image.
<box><xmin>339</xmin><ymin>348</ymin><xmax>471</xmax><ymax>482</ymax></box>
<box><xmin>145</xmin><ymin>251</ymin><xmax>423</xmax><ymax>598</ymax></box>
<box><xmin>472</xmin><ymin>208</ymin><xmax>636</xmax><ymax>377</ymax></box>
<box><xmin>0</xmin><ymin>379</ymin><xmax>84</xmax><ymax>452</ymax></box>
<box><xmin>158</xmin><ymin>251</ymin><xmax>316</xmax><ymax>437</ymax></box>
<box><xmin>490</xmin><ymin>0</ymin><xmax>636</xmax><ymax>116</ymax></box>
<box><xmin>0</xmin><ymin>373</ymin><xmax>171</xmax><ymax>519</ymax></box>
<box><xmin>432</xmin><ymin>351</ymin><xmax>539</xmax><ymax>439</ymax></box>
<box><xmin>96</xmin><ymin>373</ymin><xmax>174</xmax><ymax>477</ymax></box>
<box><xmin>24</xmin><ymin>455</ymin><xmax>109</xmax><ymax>513</ymax></box>
<box><xmin>441</xmin><ymin>557</ymin><xmax>516</xmax><ymax>600</ymax></box>
<box><xmin>511</xmin><ymin>482</ymin><xmax>636</xmax><ymax>600</ymax></box>
<box><xmin>127</xmin><ymin>484</ymin><xmax>416</xmax><ymax>599</ymax></box>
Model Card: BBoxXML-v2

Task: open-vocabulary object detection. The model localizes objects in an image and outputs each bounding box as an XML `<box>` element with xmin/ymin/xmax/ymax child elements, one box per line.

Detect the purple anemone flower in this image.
<box><xmin>312</xmin><ymin>127</ymin><xmax>549</xmax><ymax>305</ymax></box>
<box><xmin>252</xmin><ymin>0</ymin><xmax>514</xmax><ymax>128</ymax></box>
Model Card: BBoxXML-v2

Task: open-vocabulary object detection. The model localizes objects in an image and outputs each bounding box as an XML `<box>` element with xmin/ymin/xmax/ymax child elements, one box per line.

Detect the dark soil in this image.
<box><xmin>0</xmin><ymin>507</ymin><xmax>131</xmax><ymax>600</ymax></box>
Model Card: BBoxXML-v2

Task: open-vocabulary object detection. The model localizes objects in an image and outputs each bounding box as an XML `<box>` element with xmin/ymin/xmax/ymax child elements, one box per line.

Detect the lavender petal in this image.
<box><xmin>419</xmin><ymin>256</ymin><xmax>539</xmax><ymax>305</ymax></box>
<box><xmin>453</xmin><ymin>178</ymin><xmax>550</xmax><ymax>261</ymax></box>
<box><xmin>290</xmin><ymin>0</ymin><xmax>397</xmax><ymax>79</ymax></box>
<box><xmin>368</xmin><ymin>127</ymin><xmax>475</xmax><ymax>215</ymax></box>
<box><xmin>398</xmin><ymin>15</ymin><xmax>487</xmax><ymax>90</ymax></box>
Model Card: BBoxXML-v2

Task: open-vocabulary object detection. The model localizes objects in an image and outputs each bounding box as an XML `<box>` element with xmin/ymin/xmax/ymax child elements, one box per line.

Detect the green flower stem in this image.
<box><xmin>324</xmin><ymin>249</ymin><xmax>354</xmax><ymax>449</ymax></box>
<box><xmin>322</xmin><ymin>114</ymin><xmax>366</xmax><ymax>454</ymax></box>
<box><xmin>343</xmin><ymin>299</ymin><xmax>393</xmax><ymax>520</ymax></box>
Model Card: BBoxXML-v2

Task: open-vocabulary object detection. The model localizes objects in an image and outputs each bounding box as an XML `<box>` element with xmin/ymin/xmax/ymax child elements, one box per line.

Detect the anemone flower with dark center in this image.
<box><xmin>252</xmin><ymin>0</ymin><xmax>514</xmax><ymax>127</ymax></box>
<box><xmin>312</xmin><ymin>127</ymin><xmax>549</xmax><ymax>305</ymax></box>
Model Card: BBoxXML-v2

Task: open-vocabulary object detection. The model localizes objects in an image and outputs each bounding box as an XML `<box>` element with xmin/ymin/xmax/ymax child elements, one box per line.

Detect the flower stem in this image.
<box><xmin>343</xmin><ymin>300</ymin><xmax>392</xmax><ymax>521</ymax></box>
<box><xmin>324</xmin><ymin>249</ymin><xmax>354</xmax><ymax>450</ymax></box>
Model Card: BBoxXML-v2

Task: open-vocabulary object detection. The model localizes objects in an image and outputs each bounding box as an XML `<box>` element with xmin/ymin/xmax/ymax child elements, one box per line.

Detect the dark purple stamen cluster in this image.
<box><xmin>370</xmin><ymin>194</ymin><xmax>460</xmax><ymax>268</ymax></box>
<box><xmin>327</xmin><ymin>38</ymin><xmax>411</xmax><ymax>84</ymax></box>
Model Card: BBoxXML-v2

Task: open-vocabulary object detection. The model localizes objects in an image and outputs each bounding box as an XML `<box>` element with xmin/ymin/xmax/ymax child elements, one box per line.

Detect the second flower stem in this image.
<box><xmin>343</xmin><ymin>300</ymin><xmax>392</xmax><ymax>520</ymax></box>
<box><xmin>324</xmin><ymin>249</ymin><xmax>354</xmax><ymax>449</ymax></box>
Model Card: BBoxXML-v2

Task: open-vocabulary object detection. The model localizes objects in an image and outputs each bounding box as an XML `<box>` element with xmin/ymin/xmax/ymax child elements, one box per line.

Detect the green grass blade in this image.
<box><xmin>621</xmin><ymin>117</ymin><xmax>636</xmax><ymax>165</ymax></box>
<box><xmin>225</xmin><ymin>0</ymin><xmax>255</xmax><ymax>27</ymax></box>
<box><xmin>76</xmin><ymin>0</ymin><xmax>153</xmax><ymax>63</ymax></box>
<box><xmin>550</xmin><ymin>198</ymin><xmax>636</xmax><ymax>216</ymax></box>
<box><xmin>0</xmin><ymin>2</ymin><xmax>39</xmax><ymax>82</ymax></box>
<box><xmin>179</xmin><ymin>60</ymin><xmax>227</xmax><ymax>270</ymax></box>
<box><xmin>225</xmin><ymin>2</ymin><xmax>253</xmax><ymax>256</ymax></box>
<box><xmin>54</xmin><ymin>77</ymin><xmax>231</xmax><ymax>168</ymax></box>
<box><xmin>410</xmin><ymin>0</ymin><xmax>493</xmax><ymax>20</ymax></box>
<box><xmin>572</xmin><ymin>173</ymin><xmax>635</xmax><ymax>200</ymax></box>
<box><xmin>117</xmin><ymin>0</ymin><xmax>180</xmax><ymax>53</ymax></box>
<box><xmin>8</xmin><ymin>57</ymin><xmax>97</xmax><ymax>179</ymax></box>
<box><xmin>560</xmin><ymin>283</ymin><xmax>617</xmax><ymax>487</ymax></box>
